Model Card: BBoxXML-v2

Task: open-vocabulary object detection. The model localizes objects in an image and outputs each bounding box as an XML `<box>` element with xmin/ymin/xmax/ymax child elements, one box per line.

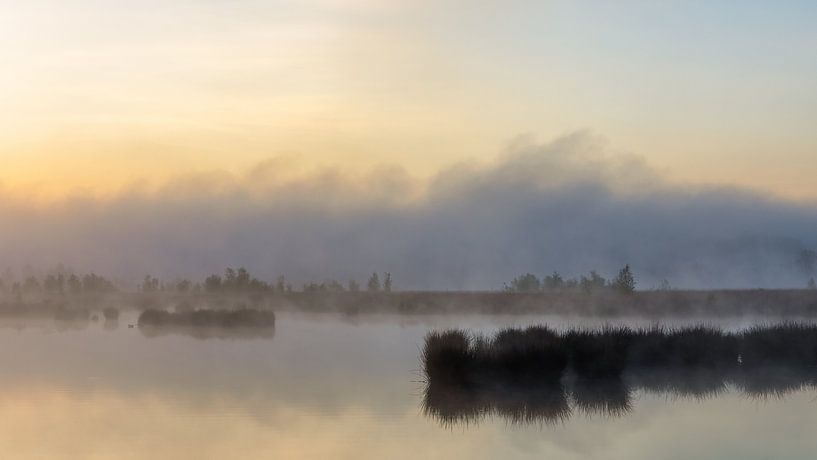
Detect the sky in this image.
<box><xmin>1</xmin><ymin>0</ymin><xmax>816</xmax><ymax>287</ymax></box>
<box><xmin>1</xmin><ymin>0</ymin><xmax>816</xmax><ymax>200</ymax></box>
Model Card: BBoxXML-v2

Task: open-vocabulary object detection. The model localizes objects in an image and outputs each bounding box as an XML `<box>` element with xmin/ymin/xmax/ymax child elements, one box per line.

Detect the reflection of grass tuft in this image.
<box><xmin>422</xmin><ymin>323</ymin><xmax>817</xmax><ymax>426</ymax></box>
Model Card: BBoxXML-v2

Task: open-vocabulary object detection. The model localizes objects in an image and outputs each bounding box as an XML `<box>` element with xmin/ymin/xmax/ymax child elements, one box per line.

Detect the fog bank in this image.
<box><xmin>2</xmin><ymin>133</ymin><xmax>815</xmax><ymax>289</ymax></box>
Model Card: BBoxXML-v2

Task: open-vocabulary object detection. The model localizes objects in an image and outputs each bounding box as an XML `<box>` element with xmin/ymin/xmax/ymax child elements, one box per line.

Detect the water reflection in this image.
<box><xmin>1</xmin><ymin>313</ymin><xmax>817</xmax><ymax>459</ymax></box>
<box><xmin>423</xmin><ymin>366</ymin><xmax>817</xmax><ymax>427</ymax></box>
<box><xmin>138</xmin><ymin>325</ymin><xmax>275</xmax><ymax>340</ymax></box>
<box><xmin>424</xmin><ymin>379</ymin><xmax>572</xmax><ymax>427</ymax></box>
<box><xmin>421</xmin><ymin>324</ymin><xmax>817</xmax><ymax>427</ymax></box>
<box><xmin>570</xmin><ymin>376</ymin><xmax>631</xmax><ymax>417</ymax></box>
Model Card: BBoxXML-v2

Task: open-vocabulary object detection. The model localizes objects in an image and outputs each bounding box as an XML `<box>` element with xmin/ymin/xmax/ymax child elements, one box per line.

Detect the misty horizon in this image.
<box><xmin>2</xmin><ymin>133</ymin><xmax>816</xmax><ymax>290</ymax></box>
<box><xmin>3</xmin><ymin>2</ymin><xmax>817</xmax><ymax>458</ymax></box>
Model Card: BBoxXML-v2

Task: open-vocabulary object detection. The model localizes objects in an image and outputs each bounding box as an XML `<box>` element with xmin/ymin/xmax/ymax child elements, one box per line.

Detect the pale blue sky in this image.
<box><xmin>1</xmin><ymin>0</ymin><xmax>816</xmax><ymax>199</ymax></box>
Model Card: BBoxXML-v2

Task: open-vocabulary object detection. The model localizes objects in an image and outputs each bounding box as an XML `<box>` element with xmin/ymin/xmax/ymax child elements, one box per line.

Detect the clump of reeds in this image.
<box><xmin>422</xmin><ymin>330</ymin><xmax>476</xmax><ymax>387</ymax></box>
<box><xmin>564</xmin><ymin>326</ymin><xmax>633</xmax><ymax>378</ymax></box>
<box><xmin>629</xmin><ymin>325</ymin><xmax>738</xmax><ymax>369</ymax></box>
<box><xmin>739</xmin><ymin>323</ymin><xmax>817</xmax><ymax>368</ymax></box>
<box><xmin>421</xmin><ymin>326</ymin><xmax>570</xmax><ymax>426</ymax></box>
<box><xmin>732</xmin><ymin>323</ymin><xmax>817</xmax><ymax>396</ymax></box>
<box><xmin>102</xmin><ymin>307</ymin><xmax>120</xmax><ymax>321</ymax></box>
<box><xmin>422</xmin><ymin>326</ymin><xmax>568</xmax><ymax>386</ymax></box>
<box><xmin>490</xmin><ymin>326</ymin><xmax>568</xmax><ymax>381</ymax></box>
<box><xmin>137</xmin><ymin>308</ymin><xmax>275</xmax><ymax>329</ymax></box>
<box><xmin>569</xmin><ymin>377</ymin><xmax>632</xmax><ymax>417</ymax></box>
<box><xmin>421</xmin><ymin>322</ymin><xmax>817</xmax><ymax>425</ymax></box>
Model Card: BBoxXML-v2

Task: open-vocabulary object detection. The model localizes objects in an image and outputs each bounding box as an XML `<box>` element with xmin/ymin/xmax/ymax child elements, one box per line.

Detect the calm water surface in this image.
<box><xmin>0</xmin><ymin>312</ymin><xmax>814</xmax><ymax>459</ymax></box>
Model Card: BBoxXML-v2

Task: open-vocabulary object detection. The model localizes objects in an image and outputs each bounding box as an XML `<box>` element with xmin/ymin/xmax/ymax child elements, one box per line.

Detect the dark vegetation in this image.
<box><xmin>102</xmin><ymin>306</ymin><xmax>120</xmax><ymax>321</ymax></box>
<box><xmin>504</xmin><ymin>265</ymin><xmax>636</xmax><ymax>294</ymax></box>
<box><xmin>138</xmin><ymin>308</ymin><xmax>275</xmax><ymax>328</ymax></box>
<box><xmin>2</xmin><ymin>265</ymin><xmax>817</xmax><ymax>317</ymax></box>
<box><xmin>422</xmin><ymin>324</ymin><xmax>817</xmax><ymax>426</ymax></box>
<box><xmin>278</xmin><ymin>289</ymin><xmax>817</xmax><ymax>317</ymax></box>
<box><xmin>0</xmin><ymin>271</ymin><xmax>117</xmax><ymax>296</ymax></box>
<box><xmin>137</xmin><ymin>308</ymin><xmax>276</xmax><ymax>339</ymax></box>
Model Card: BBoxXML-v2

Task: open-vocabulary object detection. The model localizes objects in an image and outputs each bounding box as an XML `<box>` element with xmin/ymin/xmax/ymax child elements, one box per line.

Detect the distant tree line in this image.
<box><xmin>0</xmin><ymin>272</ymin><xmax>116</xmax><ymax>296</ymax></box>
<box><xmin>7</xmin><ymin>255</ymin><xmax>816</xmax><ymax>296</ymax></box>
<box><xmin>504</xmin><ymin>265</ymin><xmax>637</xmax><ymax>294</ymax></box>
<box><xmin>136</xmin><ymin>268</ymin><xmax>396</xmax><ymax>294</ymax></box>
<box><xmin>300</xmin><ymin>271</ymin><xmax>393</xmax><ymax>293</ymax></box>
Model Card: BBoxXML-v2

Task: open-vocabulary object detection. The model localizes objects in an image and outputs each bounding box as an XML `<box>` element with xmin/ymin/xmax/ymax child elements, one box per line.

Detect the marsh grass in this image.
<box><xmin>569</xmin><ymin>376</ymin><xmax>632</xmax><ymax>417</ymax></box>
<box><xmin>564</xmin><ymin>326</ymin><xmax>633</xmax><ymax>378</ymax></box>
<box><xmin>422</xmin><ymin>323</ymin><xmax>817</xmax><ymax>425</ymax></box>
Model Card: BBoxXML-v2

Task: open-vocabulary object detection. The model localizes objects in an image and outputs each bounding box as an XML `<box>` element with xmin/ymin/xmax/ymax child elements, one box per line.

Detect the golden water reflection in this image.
<box><xmin>0</xmin><ymin>313</ymin><xmax>815</xmax><ymax>459</ymax></box>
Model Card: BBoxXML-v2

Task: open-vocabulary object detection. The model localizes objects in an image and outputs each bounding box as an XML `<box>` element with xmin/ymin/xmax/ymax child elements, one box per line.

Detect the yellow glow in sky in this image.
<box><xmin>1</xmin><ymin>0</ymin><xmax>816</xmax><ymax>200</ymax></box>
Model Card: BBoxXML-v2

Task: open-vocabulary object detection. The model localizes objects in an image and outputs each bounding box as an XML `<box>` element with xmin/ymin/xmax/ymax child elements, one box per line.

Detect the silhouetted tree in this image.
<box><xmin>505</xmin><ymin>273</ymin><xmax>540</xmax><ymax>292</ymax></box>
<box><xmin>326</xmin><ymin>280</ymin><xmax>345</xmax><ymax>292</ymax></box>
<box><xmin>383</xmin><ymin>273</ymin><xmax>392</xmax><ymax>292</ymax></box>
<box><xmin>303</xmin><ymin>280</ymin><xmax>345</xmax><ymax>293</ymax></box>
<box><xmin>613</xmin><ymin>265</ymin><xmax>636</xmax><ymax>294</ymax></box>
<box><xmin>248</xmin><ymin>277</ymin><xmax>269</xmax><ymax>291</ymax></box>
<box><xmin>141</xmin><ymin>275</ymin><xmax>159</xmax><ymax>293</ymax></box>
<box><xmin>176</xmin><ymin>279</ymin><xmax>192</xmax><ymax>292</ymax></box>
<box><xmin>67</xmin><ymin>274</ymin><xmax>82</xmax><ymax>294</ymax></box>
<box><xmin>204</xmin><ymin>275</ymin><xmax>222</xmax><ymax>292</ymax></box>
<box><xmin>224</xmin><ymin>268</ymin><xmax>237</xmax><ymax>289</ymax></box>
<box><xmin>276</xmin><ymin>276</ymin><xmax>286</xmax><ymax>293</ymax></box>
<box><xmin>809</xmin><ymin>277</ymin><xmax>817</xmax><ymax>290</ymax></box>
<box><xmin>580</xmin><ymin>271</ymin><xmax>607</xmax><ymax>293</ymax></box>
<box><xmin>543</xmin><ymin>271</ymin><xmax>564</xmax><ymax>291</ymax></box>
<box><xmin>83</xmin><ymin>273</ymin><xmax>115</xmax><ymax>292</ymax></box>
<box><xmin>236</xmin><ymin>267</ymin><xmax>250</xmax><ymax>289</ymax></box>
<box><xmin>44</xmin><ymin>274</ymin><xmax>65</xmax><ymax>293</ymax></box>
<box><xmin>367</xmin><ymin>272</ymin><xmax>381</xmax><ymax>292</ymax></box>
<box><xmin>200</xmin><ymin>268</ymin><xmax>270</xmax><ymax>292</ymax></box>
<box><xmin>23</xmin><ymin>276</ymin><xmax>41</xmax><ymax>293</ymax></box>
<box><xmin>348</xmin><ymin>279</ymin><xmax>360</xmax><ymax>292</ymax></box>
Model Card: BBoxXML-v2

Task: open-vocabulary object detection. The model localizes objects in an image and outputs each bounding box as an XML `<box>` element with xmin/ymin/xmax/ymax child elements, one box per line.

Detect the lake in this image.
<box><xmin>0</xmin><ymin>312</ymin><xmax>814</xmax><ymax>459</ymax></box>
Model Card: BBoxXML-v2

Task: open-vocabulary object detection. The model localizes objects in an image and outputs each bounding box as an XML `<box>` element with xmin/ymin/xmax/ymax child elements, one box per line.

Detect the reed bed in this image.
<box><xmin>421</xmin><ymin>323</ymin><xmax>817</xmax><ymax>425</ymax></box>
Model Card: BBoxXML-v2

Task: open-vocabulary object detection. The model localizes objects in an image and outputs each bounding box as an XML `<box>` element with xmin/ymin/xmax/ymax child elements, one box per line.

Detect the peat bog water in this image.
<box><xmin>1</xmin><ymin>311</ymin><xmax>817</xmax><ymax>459</ymax></box>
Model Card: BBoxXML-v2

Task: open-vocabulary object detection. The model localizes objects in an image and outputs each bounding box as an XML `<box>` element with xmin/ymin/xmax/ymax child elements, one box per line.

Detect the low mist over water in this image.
<box><xmin>0</xmin><ymin>311</ymin><xmax>816</xmax><ymax>459</ymax></box>
<box><xmin>4</xmin><ymin>0</ymin><xmax>817</xmax><ymax>458</ymax></box>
